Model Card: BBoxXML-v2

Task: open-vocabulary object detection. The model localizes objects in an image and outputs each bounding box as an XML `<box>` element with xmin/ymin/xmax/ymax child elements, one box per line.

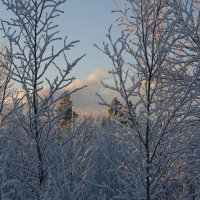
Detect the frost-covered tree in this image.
<box><xmin>0</xmin><ymin>45</ymin><xmax>13</xmax><ymax>124</ymax></box>
<box><xmin>108</xmin><ymin>97</ymin><xmax>122</xmax><ymax>118</ymax></box>
<box><xmin>56</xmin><ymin>94</ymin><xmax>78</xmax><ymax>129</ymax></box>
<box><xmin>82</xmin><ymin>116</ymin><xmax>122</xmax><ymax>199</ymax></box>
<box><xmin>0</xmin><ymin>46</ymin><xmax>13</xmax><ymax>199</ymax></box>
<box><xmin>170</xmin><ymin>0</ymin><xmax>200</xmax><ymax>198</ymax></box>
<box><xmin>46</xmin><ymin>116</ymin><xmax>93</xmax><ymax>199</ymax></box>
<box><xmin>96</xmin><ymin>0</ymin><xmax>200</xmax><ymax>199</ymax></box>
<box><xmin>0</xmin><ymin>0</ymin><xmax>85</xmax><ymax>199</ymax></box>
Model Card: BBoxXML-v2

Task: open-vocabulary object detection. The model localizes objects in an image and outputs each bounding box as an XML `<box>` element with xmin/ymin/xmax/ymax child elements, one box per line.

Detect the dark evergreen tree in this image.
<box><xmin>108</xmin><ymin>97</ymin><xmax>122</xmax><ymax>118</ymax></box>
<box><xmin>57</xmin><ymin>94</ymin><xmax>78</xmax><ymax>128</ymax></box>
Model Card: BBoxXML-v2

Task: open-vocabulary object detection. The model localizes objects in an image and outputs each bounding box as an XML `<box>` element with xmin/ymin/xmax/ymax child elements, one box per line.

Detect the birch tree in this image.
<box><xmin>0</xmin><ymin>0</ymin><xmax>85</xmax><ymax>199</ymax></box>
<box><xmin>0</xmin><ymin>46</ymin><xmax>13</xmax><ymax>199</ymax></box>
<box><xmin>170</xmin><ymin>0</ymin><xmax>200</xmax><ymax>198</ymax></box>
<box><xmin>96</xmin><ymin>0</ymin><xmax>199</xmax><ymax>199</ymax></box>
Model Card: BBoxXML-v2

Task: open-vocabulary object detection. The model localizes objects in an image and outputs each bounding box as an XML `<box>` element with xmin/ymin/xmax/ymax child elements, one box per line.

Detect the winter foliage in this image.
<box><xmin>0</xmin><ymin>0</ymin><xmax>199</xmax><ymax>199</ymax></box>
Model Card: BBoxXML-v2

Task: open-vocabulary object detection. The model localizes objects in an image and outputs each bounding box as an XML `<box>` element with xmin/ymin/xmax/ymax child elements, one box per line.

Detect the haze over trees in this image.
<box><xmin>0</xmin><ymin>0</ymin><xmax>199</xmax><ymax>199</ymax></box>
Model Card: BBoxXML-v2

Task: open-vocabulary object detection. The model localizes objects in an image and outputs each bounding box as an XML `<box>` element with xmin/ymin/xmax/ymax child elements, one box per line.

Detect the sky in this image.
<box><xmin>58</xmin><ymin>0</ymin><xmax>120</xmax><ymax>79</ymax></box>
<box><xmin>60</xmin><ymin>0</ymin><xmax>122</xmax><ymax>114</ymax></box>
<box><xmin>0</xmin><ymin>0</ymin><xmax>123</xmax><ymax>114</ymax></box>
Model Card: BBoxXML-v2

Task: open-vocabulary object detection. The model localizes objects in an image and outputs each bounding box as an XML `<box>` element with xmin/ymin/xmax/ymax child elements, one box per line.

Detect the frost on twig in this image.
<box><xmin>0</xmin><ymin>0</ymin><xmax>87</xmax><ymax>199</ymax></box>
<box><xmin>95</xmin><ymin>0</ymin><xmax>200</xmax><ymax>199</ymax></box>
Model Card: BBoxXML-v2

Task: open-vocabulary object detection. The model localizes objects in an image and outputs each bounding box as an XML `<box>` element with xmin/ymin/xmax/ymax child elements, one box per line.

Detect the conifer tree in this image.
<box><xmin>57</xmin><ymin>94</ymin><xmax>78</xmax><ymax>128</ymax></box>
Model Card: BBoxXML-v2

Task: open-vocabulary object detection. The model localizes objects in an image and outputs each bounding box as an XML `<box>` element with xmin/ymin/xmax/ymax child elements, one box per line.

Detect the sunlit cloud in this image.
<box><xmin>68</xmin><ymin>68</ymin><xmax>116</xmax><ymax>115</ymax></box>
<box><xmin>9</xmin><ymin>69</ymin><xmax>117</xmax><ymax>115</ymax></box>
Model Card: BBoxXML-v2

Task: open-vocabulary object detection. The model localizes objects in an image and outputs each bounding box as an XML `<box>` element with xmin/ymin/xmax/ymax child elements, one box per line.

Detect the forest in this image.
<box><xmin>0</xmin><ymin>0</ymin><xmax>200</xmax><ymax>199</ymax></box>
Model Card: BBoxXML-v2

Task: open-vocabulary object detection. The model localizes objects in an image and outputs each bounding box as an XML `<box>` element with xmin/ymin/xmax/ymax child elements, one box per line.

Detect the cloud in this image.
<box><xmin>68</xmin><ymin>68</ymin><xmax>117</xmax><ymax>115</ymax></box>
<box><xmin>10</xmin><ymin>68</ymin><xmax>118</xmax><ymax>115</ymax></box>
<box><xmin>68</xmin><ymin>68</ymin><xmax>109</xmax><ymax>89</ymax></box>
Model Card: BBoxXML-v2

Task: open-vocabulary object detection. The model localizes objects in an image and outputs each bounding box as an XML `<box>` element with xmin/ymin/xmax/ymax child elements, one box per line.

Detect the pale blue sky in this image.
<box><xmin>0</xmin><ymin>0</ymin><xmax>120</xmax><ymax>80</ymax></box>
<box><xmin>61</xmin><ymin>0</ymin><xmax>119</xmax><ymax>79</ymax></box>
<box><xmin>0</xmin><ymin>0</ymin><xmax>122</xmax><ymax>113</ymax></box>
